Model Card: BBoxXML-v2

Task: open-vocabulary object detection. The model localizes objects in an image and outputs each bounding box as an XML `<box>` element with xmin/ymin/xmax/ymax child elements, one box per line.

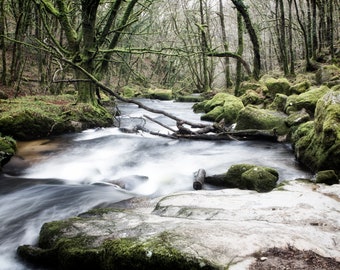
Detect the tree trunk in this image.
<box><xmin>235</xmin><ymin>12</ymin><xmax>244</xmax><ymax>96</ymax></box>
<box><xmin>276</xmin><ymin>0</ymin><xmax>289</xmax><ymax>75</ymax></box>
<box><xmin>231</xmin><ymin>0</ymin><xmax>261</xmax><ymax>80</ymax></box>
<box><xmin>288</xmin><ymin>0</ymin><xmax>295</xmax><ymax>75</ymax></box>
<box><xmin>199</xmin><ymin>0</ymin><xmax>209</xmax><ymax>92</ymax></box>
<box><xmin>0</xmin><ymin>0</ymin><xmax>6</xmax><ymax>85</ymax></box>
<box><xmin>218</xmin><ymin>0</ymin><xmax>232</xmax><ymax>88</ymax></box>
<box><xmin>76</xmin><ymin>0</ymin><xmax>100</xmax><ymax>105</ymax></box>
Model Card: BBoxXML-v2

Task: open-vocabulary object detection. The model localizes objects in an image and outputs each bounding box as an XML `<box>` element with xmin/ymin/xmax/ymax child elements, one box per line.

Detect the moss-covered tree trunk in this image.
<box><xmin>76</xmin><ymin>0</ymin><xmax>100</xmax><ymax>105</ymax></box>
<box><xmin>231</xmin><ymin>0</ymin><xmax>261</xmax><ymax>80</ymax></box>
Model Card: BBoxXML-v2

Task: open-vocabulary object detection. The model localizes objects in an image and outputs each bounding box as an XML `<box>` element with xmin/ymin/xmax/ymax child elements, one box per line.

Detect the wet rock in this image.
<box><xmin>205</xmin><ymin>164</ymin><xmax>279</xmax><ymax>192</ymax></box>
<box><xmin>315</xmin><ymin>170</ymin><xmax>339</xmax><ymax>185</ymax></box>
<box><xmin>285</xmin><ymin>85</ymin><xmax>330</xmax><ymax>115</ymax></box>
<box><xmin>235</xmin><ymin>106</ymin><xmax>289</xmax><ymax>136</ymax></box>
<box><xmin>292</xmin><ymin>91</ymin><xmax>340</xmax><ymax>175</ymax></box>
<box><xmin>17</xmin><ymin>181</ymin><xmax>340</xmax><ymax>269</ymax></box>
<box><xmin>0</xmin><ymin>135</ymin><xmax>16</xmax><ymax>169</ymax></box>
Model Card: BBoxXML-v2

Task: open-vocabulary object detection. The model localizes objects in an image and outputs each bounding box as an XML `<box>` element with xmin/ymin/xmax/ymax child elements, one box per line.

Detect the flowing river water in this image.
<box><xmin>0</xmin><ymin>99</ymin><xmax>311</xmax><ymax>269</ymax></box>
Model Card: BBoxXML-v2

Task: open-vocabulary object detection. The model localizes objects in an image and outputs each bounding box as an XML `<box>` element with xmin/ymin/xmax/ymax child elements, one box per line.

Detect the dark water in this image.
<box><xmin>0</xmin><ymin>99</ymin><xmax>311</xmax><ymax>269</ymax></box>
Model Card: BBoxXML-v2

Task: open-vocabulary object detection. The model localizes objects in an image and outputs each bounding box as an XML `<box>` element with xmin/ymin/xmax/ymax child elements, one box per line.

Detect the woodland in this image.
<box><xmin>0</xmin><ymin>0</ymin><xmax>338</xmax><ymax>102</ymax></box>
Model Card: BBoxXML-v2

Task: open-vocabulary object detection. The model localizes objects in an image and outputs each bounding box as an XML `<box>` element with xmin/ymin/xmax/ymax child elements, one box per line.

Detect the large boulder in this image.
<box><xmin>264</xmin><ymin>77</ymin><xmax>291</xmax><ymax>98</ymax></box>
<box><xmin>235</xmin><ymin>106</ymin><xmax>289</xmax><ymax>135</ymax></box>
<box><xmin>315</xmin><ymin>65</ymin><xmax>340</xmax><ymax>87</ymax></box>
<box><xmin>197</xmin><ymin>93</ymin><xmax>244</xmax><ymax>125</ymax></box>
<box><xmin>240</xmin><ymin>90</ymin><xmax>264</xmax><ymax>106</ymax></box>
<box><xmin>205</xmin><ymin>164</ymin><xmax>279</xmax><ymax>193</ymax></box>
<box><xmin>292</xmin><ymin>91</ymin><xmax>340</xmax><ymax>176</ymax></box>
<box><xmin>285</xmin><ymin>85</ymin><xmax>330</xmax><ymax>115</ymax></box>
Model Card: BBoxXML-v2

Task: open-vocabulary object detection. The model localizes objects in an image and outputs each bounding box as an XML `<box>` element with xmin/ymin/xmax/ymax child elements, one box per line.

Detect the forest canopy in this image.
<box><xmin>0</xmin><ymin>0</ymin><xmax>339</xmax><ymax>103</ymax></box>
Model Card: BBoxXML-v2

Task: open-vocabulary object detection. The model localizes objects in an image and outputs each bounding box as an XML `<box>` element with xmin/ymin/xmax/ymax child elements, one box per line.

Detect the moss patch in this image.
<box><xmin>0</xmin><ymin>95</ymin><xmax>113</xmax><ymax>140</ymax></box>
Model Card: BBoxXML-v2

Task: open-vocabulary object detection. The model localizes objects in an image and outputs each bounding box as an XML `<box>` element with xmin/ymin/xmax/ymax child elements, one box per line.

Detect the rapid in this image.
<box><xmin>0</xmin><ymin>99</ymin><xmax>311</xmax><ymax>269</ymax></box>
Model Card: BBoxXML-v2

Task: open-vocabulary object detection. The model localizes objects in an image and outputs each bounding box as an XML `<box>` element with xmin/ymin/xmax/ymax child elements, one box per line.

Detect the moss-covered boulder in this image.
<box><xmin>285</xmin><ymin>109</ymin><xmax>311</xmax><ymax>128</ymax></box>
<box><xmin>315</xmin><ymin>170</ymin><xmax>339</xmax><ymax>185</ymax></box>
<box><xmin>240</xmin><ymin>90</ymin><xmax>264</xmax><ymax>106</ymax></box>
<box><xmin>0</xmin><ymin>96</ymin><xmax>113</xmax><ymax>140</ymax></box>
<box><xmin>235</xmin><ymin>106</ymin><xmax>289</xmax><ymax>135</ymax></box>
<box><xmin>267</xmin><ymin>94</ymin><xmax>288</xmax><ymax>112</ymax></box>
<box><xmin>289</xmin><ymin>80</ymin><xmax>311</xmax><ymax>95</ymax></box>
<box><xmin>145</xmin><ymin>89</ymin><xmax>173</xmax><ymax>100</ymax></box>
<box><xmin>264</xmin><ymin>77</ymin><xmax>291</xmax><ymax>98</ymax></box>
<box><xmin>17</xmin><ymin>211</ymin><xmax>217</xmax><ymax>270</ymax></box>
<box><xmin>292</xmin><ymin>91</ymin><xmax>340</xmax><ymax>175</ymax></box>
<box><xmin>0</xmin><ymin>135</ymin><xmax>16</xmax><ymax>169</ymax></box>
<box><xmin>205</xmin><ymin>164</ymin><xmax>279</xmax><ymax>192</ymax></box>
<box><xmin>237</xmin><ymin>81</ymin><xmax>263</xmax><ymax>96</ymax></box>
<box><xmin>285</xmin><ymin>85</ymin><xmax>330</xmax><ymax>115</ymax></box>
<box><xmin>197</xmin><ymin>93</ymin><xmax>244</xmax><ymax>125</ymax></box>
<box><xmin>316</xmin><ymin>65</ymin><xmax>340</xmax><ymax>86</ymax></box>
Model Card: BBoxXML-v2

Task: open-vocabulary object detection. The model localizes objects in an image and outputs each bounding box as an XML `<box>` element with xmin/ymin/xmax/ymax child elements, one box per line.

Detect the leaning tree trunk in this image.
<box><xmin>231</xmin><ymin>0</ymin><xmax>261</xmax><ymax>80</ymax></box>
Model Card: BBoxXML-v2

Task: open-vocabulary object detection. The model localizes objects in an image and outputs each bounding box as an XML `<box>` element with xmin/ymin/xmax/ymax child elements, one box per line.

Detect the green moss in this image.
<box><xmin>0</xmin><ymin>135</ymin><xmax>16</xmax><ymax>168</ymax></box>
<box><xmin>315</xmin><ymin>170</ymin><xmax>339</xmax><ymax>185</ymax></box>
<box><xmin>264</xmin><ymin>77</ymin><xmax>291</xmax><ymax>97</ymax></box>
<box><xmin>235</xmin><ymin>106</ymin><xmax>289</xmax><ymax>135</ymax></box>
<box><xmin>241</xmin><ymin>167</ymin><xmax>278</xmax><ymax>192</ymax></box>
<box><xmin>289</xmin><ymin>80</ymin><xmax>311</xmax><ymax>95</ymax></box>
<box><xmin>267</xmin><ymin>94</ymin><xmax>287</xmax><ymax>111</ymax></box>
<box><xmin>103</xmin><ymin>234</ymin><xmax>216</xmax><ymax>270</ymax></box>
<box><xmin>285</xmin><ymin>86</ymin><xmax>330</xmax><ymax>115</ymax></box>
<box><xmin>240</xmin><ymin>90</ymin><xmax>264</xmax><ymax>106</ymax></box>
<box><xmin>145</xmin><ymin>89</ymin><xmax>173</xmax><ymax>100</ymax></box>
<box><xmin>203</xmin><ymin>93</ymin><xmax>229</xmax><ymax>112</ymax></box>
<box><xmin>201</xmin><ymin>106</ymin><xmax>224</xmax><ymax>122</ymax></box>
<box><xmin>0</xmin><ymin>95</ymin><xmax>113</xmax><ymax>140</ymax></box>
<box><xmin>238</xmin><ymin>82</ymin><xmax>262</xmax><ymax>96</ymax></box>
<box><xmin>206</xmin><ymin>164</ymin><xmax>279</xmax><ymax>192</ymax></box>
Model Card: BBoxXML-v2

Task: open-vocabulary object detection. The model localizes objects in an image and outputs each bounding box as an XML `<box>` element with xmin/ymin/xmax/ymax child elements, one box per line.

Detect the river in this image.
<box><xmin>0</xmin><ymin>99</ymin><xmax>311</xmax><ymax>270</ymax></box>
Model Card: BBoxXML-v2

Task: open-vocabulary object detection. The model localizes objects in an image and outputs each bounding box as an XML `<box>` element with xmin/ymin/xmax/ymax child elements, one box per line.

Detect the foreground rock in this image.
<box><xmin>18</xmin><ymin>181</ymin><xmax>340</xmax><ymax>269</ymax></box>
<box><xmin>0</xmin><ymin>135</ymin><xmax>16</xmax><ymax>170</ymax></box>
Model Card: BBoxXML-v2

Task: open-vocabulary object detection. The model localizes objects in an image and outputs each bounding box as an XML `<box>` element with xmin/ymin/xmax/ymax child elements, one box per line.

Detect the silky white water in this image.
<box><xmin>0</xmin><ymin>99</ymin><xmax>311</xmax><ymax>269</ymax></box>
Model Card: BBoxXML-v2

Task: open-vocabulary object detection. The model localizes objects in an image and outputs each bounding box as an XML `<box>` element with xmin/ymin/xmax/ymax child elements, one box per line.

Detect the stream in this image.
<box><xmin>0</xmin><ymin>99</ymin><xmax>311</xmax><ymax>270</ymax></box>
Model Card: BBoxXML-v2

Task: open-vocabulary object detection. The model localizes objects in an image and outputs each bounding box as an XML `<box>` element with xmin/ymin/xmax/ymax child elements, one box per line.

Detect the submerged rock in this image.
<box><xmin>17</xmin><ymin>181</ymin><xmax>340</xmax><ymax>269</ymax></box>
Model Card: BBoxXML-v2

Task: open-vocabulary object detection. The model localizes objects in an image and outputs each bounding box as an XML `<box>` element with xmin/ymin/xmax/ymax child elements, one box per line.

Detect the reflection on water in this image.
<box><xmin>0</xmin><ymin>99</ymin><xmax>311</xmax><ymax>269</ymax></box>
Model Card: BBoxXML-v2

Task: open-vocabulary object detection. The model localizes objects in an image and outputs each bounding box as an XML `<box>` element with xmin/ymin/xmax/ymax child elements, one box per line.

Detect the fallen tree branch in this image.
<box><xmin>60</xmin><ymin>57</ymin><xmax>209</xmax><ymax>129</ymax></box>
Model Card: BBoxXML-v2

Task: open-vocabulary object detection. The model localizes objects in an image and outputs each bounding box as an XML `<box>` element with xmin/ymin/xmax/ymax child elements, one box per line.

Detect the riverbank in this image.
<box><xmin>18</xmin><ymin>180</ymin><xmax>340</xmax><ymax>269</ymax></box>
